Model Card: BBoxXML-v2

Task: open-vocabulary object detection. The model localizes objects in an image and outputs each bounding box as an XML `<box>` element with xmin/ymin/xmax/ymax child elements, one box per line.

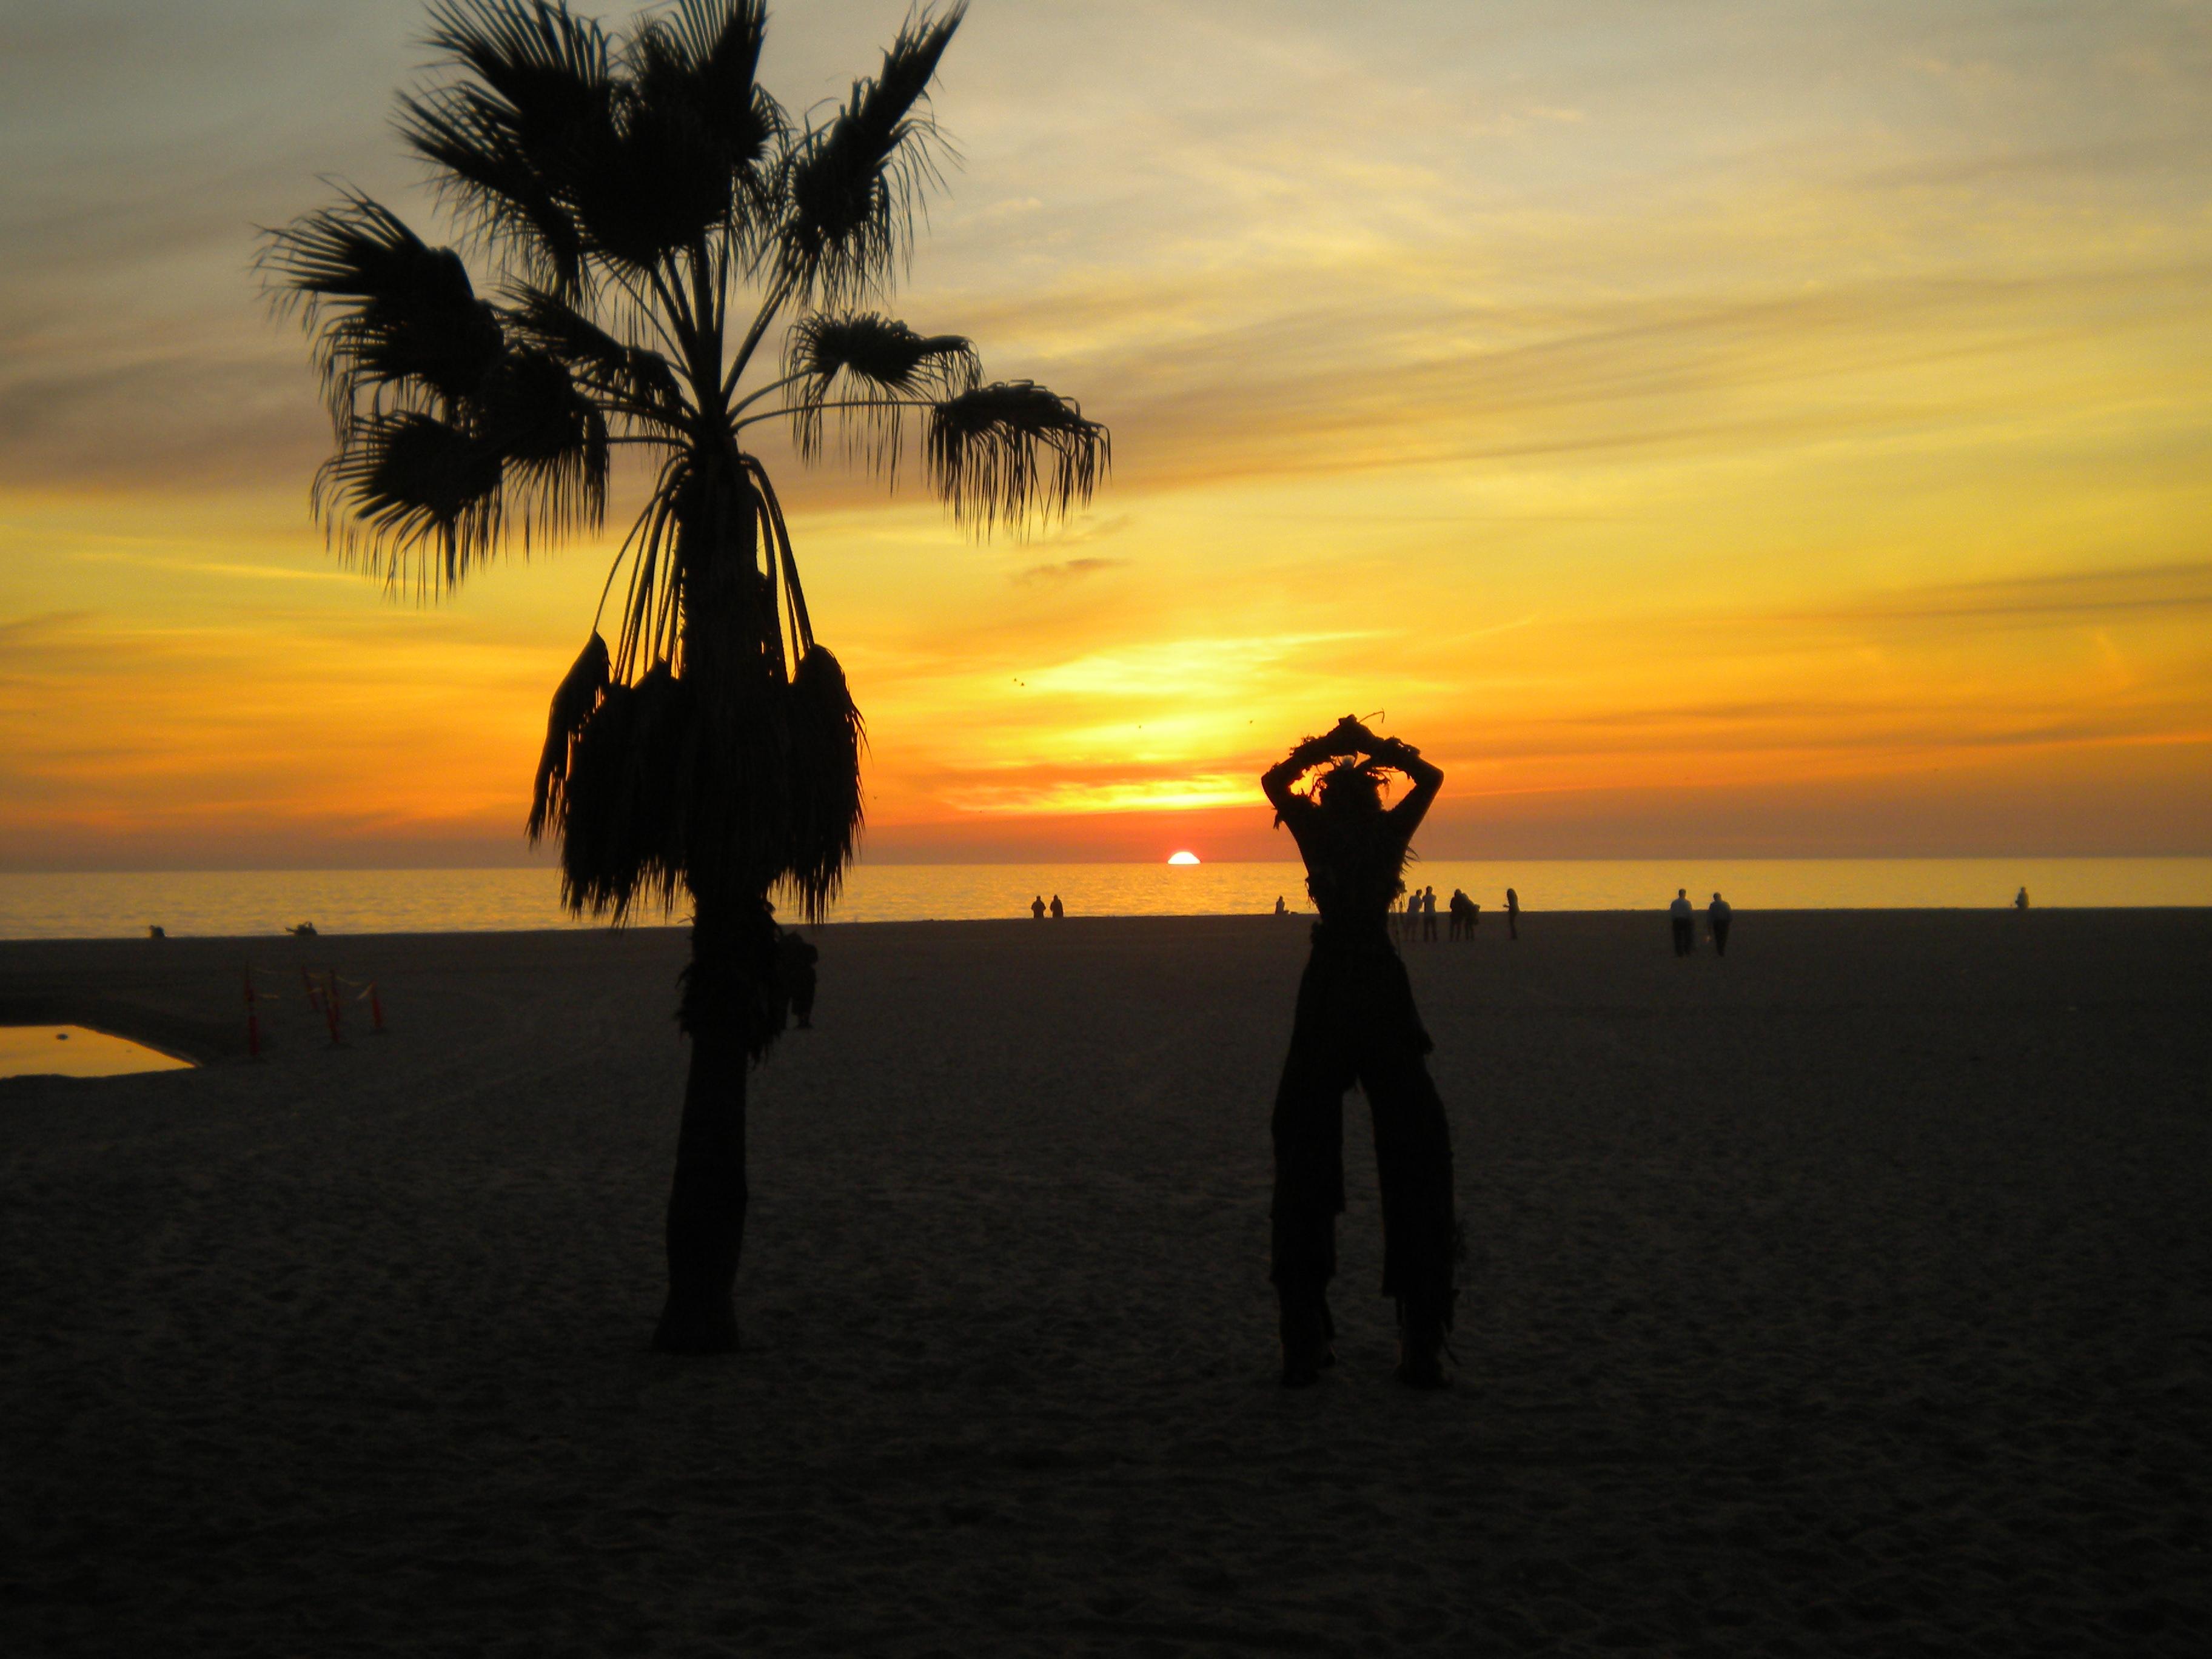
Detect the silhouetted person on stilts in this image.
<box><xmin>1262</xmin><ymin>716</ymin><xmax>1458</xmax><ymax>1389</ymax></box>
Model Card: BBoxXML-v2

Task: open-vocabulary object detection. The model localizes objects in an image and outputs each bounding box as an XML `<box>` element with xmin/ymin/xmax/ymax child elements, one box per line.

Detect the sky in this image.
<box><xmin>2</xmin><ymin>0</ymin><xmax>2207</xmax><ymax>869</ymax></box>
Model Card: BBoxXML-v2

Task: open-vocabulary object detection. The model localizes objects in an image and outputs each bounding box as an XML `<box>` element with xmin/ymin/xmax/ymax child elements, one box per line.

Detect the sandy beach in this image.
<box><xmin>3</xmin><ymin>911</ymin><xmax>2207</xmax><ymax>1655</ymax></box>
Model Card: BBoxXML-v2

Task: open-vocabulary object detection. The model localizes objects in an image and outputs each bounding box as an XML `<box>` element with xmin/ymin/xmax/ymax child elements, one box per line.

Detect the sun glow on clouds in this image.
<box><xmin>2</xmin><ymin>1</ymin><xmax>2210</xmax><ymax>865</ymax></box>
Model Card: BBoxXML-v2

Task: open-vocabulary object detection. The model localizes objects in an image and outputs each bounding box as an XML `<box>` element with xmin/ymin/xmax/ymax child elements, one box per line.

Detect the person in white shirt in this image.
<box><xmin>1669</xmin><ymin>888</ymin><xmax>1695</xmax><ymax>956</ymax></box>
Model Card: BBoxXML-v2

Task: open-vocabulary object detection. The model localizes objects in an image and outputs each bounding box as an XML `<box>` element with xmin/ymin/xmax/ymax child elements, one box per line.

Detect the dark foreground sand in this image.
<box><xmin>3</xmin><ymin>911</ymin><xmax>2207</xmax><ymax>1657</ymax></box>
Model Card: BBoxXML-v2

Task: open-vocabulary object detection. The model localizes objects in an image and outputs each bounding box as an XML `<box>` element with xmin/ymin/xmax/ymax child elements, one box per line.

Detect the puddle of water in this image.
<box><xmin>0</xmin><ymin>1025</ymin><xmax>195</xmax><ymax>1079</ymax></box>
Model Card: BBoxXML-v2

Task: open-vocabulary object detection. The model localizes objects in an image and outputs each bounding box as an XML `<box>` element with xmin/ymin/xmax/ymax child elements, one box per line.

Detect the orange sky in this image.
<box><xmin>2</xmin><ymin>1</ymin><xmax>2207</xmax><ymax>868</ymax></box>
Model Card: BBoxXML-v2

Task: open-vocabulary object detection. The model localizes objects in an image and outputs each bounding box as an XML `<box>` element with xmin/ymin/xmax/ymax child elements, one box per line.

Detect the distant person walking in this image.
<box><xmin>1505</xmin><ymin>887</ymin><xmax>1519</xmax><ymax>940</ymax></box>
<box><xmin>1421</xmin><ymin>886</ymin><xmax>1439</xmax><ymax>941</ymax></box>
<box><xmin>1669</xmin><ymin>888</ymin><xmax>1695</xmax><ymax>956</ymax></box>
<box><xmin>1031</xmin><ymin>894</ymin><xmax>1046</xmax><ymax>920</ymax></box>
<box><xmin>1050</xmin><ymin>894</ymin><xmax>1065</xmax><ymax>919</ymax></box>
<box><xmin>1708</xmin><ymin>893</ymin><xmax>1732</xmax><ymax>957</ymax></box>
<box><xmin>2014</xmin><ymin>885</ymin><xmax>2029</xmax><ymax>911</ymax></box>
<box><xmin>1262</xmin><ymin>716</ymin><xmax>1458</xmax><ymax>1390</ymax></box>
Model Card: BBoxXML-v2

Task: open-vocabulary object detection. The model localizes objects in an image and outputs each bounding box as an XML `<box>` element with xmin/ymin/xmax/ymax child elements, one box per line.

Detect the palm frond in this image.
<box><xmin>575</xmin><ymin>75</ymin><xmax>747</xmax><ymax>270</ymax></box>
<box><xmin>779</xmin><ymin>3</ymin><xmax>965</xmax><ymax>303</ymax></box>
<box><xmin>528</xmin><ymin>629</ymin><xmax>610</xmax><ymax>842</ymax></box>
<box><xmin>258</xmin><ymin>193</ymin><xmax>505</xmax><ymax>433</ymax></box>
<box><xmin>414</xmin><ymin>0</ymin><xmax>617</xmax><ymax>258</ymax></box>
<box><xmin>777</xmin><ymin>643</ymin><xmax>865</xmax><ymax>922</ymax></box>
<box><xmin>631</xmin><ymin>0</ymin><xmax>782</xmax><ymax>184</ymax></box>
<box><xmin>474</xmin><ymin>347</ymin><xmax>610</xmax><ymax>540</ymax></box>
<box><xmin>555</xmin><ymin>662</ymin><xmax>695</xmax><ymax>920</ymax></box>
<box><xmin>313</xmin><ymin>411</ymin><xmax>506</xmax><ymax>591</ymax></box>
<box><xmin>784</xmin><ymin>311</ymin><xmax>978</xmax><ymax>469</ymax></box>
<box><xmin>927</xmin><ymin>381</ymin><xmax>1108</xmax><ymax>532</ymax></box>
<box><xmin>418</xmin><ymin>0</ymin><xmax>728</xmax><ymax>281</ymax></box>
<box><xmin>423</xmin><ymin>0</ymin><xmax>613</xmax><ymax>129</ymax></box>
<box><xmin>786</xmin><ymin>312</ymin><xmax>978</xmax><ymax>395</ymax></box>
<box><xmin>400</xmin><ymin>87</ymin><xmax>589</xmax><ymax>293</ymax></box>
<box><xmin>506</xmin><ymin>285</ymin><xmax>685</xmax><ymax>424</ymax></box>
<box><xmin>611</xmin><ymin>457</ymin><xmax>689</xmax><ymax>681</ymax></box>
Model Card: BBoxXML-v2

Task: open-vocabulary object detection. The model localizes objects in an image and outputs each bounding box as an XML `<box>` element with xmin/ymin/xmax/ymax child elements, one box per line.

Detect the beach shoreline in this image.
<box><xmin>4</xmin><ymin>912</ymin><xmax>2207</xmax><ymax>1654</ymax></box>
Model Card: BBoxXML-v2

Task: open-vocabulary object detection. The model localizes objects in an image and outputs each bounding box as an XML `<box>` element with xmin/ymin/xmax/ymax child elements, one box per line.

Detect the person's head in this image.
<box><xmin>1712</xmin><ymin>892</ymin><xmax>1721</xmax><ymax>902</ymax></box>
<box><xmin>1678</xmin><ymin>888</ymin><xmax>1686</xmax><ymax>897</ymax></box>
<box><xmin>1310</xmin><ymin>757</ymin><xmax>1384</xmax><ymax>820</ymax></box>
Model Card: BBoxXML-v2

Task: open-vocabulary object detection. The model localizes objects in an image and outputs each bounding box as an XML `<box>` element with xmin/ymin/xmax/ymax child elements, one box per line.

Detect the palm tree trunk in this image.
<box><xmin>653</xmin><ymin>886</ymin><xmax>772</xmax><ymax>1353</ymax></box>
<box><xmin>652</xmin><ymin>459</ymin><xmax>782</xmax><ymax>1354</ymax></box>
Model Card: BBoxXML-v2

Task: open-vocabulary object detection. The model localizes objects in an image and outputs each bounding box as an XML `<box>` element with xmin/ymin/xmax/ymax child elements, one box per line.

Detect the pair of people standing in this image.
<box><xmin>1263</xmin><ymin>718</ymin><xmax>1458</xmax><ymax>1390</ymax></box>
<box><xmin>1447</xmin><ymin>888</ymin><xmax>1519</xmax><ymax>940</ymax></box>
<box><xmin>1409</xmin><ymin>886</ymin><xmax>1439</xmax><ymax>940</ymax></box>
<box><xmin>1668</xmin><ymin>889</ymin><xmax>1732</xmax><ymax>956</ymax></box>
<box><xmin>1029</xmin><ymin>894</ymin><xmax>1065</xmax><ymax>920</ymax></box>
<box><xmin>1447</xmin><ymin>888</ymin><xmax>1478</xmax><ymax>937</ymax></box>
<box><xmin>1390</xmin><ymin>886</ymin><xmax>1439</xmax><ymax>942</ymax></box>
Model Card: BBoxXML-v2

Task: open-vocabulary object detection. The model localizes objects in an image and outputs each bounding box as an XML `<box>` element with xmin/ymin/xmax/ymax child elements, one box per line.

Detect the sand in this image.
<box><xmin>2</xmin><ymin>911</ymin><xmax>2207</xmax><ymax>1656</ymax></box>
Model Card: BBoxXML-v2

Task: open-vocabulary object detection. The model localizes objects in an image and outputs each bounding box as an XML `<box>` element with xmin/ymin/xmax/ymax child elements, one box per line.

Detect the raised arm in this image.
<box><xmin>1262</xmin><ymin>742</ymin><xmax>1324</xmax><ymax>818</ymax></box>
<box><xmin>1379</xmin><ymin>738</ymin><xmax>1443</xmax><ymax>834</ymax></box>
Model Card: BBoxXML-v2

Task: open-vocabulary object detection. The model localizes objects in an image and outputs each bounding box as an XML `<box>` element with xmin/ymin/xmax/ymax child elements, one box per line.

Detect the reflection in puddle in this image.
<box><xmin>0</xmin><ymin>1025</ymin><xmax>194</xmax><ymax>1079</ymax></box>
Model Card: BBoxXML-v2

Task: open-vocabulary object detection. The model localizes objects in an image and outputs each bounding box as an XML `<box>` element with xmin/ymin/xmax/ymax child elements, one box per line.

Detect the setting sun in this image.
<box><xmin>1167</xmin><ymin>851</ymin><xmax>1201</xmax><ymax>866</ymax></box>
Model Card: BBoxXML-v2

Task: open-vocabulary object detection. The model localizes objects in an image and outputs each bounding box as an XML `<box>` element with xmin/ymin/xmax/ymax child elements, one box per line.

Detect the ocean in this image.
<box><xmin>1</xmin><ymin>859</ymin><xmax>2207</xmax><ymax>940</ymax></box>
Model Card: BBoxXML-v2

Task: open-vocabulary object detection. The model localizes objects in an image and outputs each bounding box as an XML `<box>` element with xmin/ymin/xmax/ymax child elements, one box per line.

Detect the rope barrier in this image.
<box><xmin>240</xmin><ymin>962</ymin><xmax>389</xmax><ymax>1051</ymax></box>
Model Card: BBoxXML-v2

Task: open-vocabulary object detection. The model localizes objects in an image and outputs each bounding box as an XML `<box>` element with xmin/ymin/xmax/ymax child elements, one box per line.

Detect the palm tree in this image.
<box><xmin>261</xmin><ymin>0</ymin><xmax>1106</xmax><ymax>1352</ymax></box>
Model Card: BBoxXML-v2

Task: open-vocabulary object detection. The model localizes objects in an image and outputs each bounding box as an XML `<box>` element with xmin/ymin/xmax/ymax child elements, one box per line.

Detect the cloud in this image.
<box><xmin>1011</xmin><ymin>555</ymin><xmax>1127</xmax><ymax>587</ymax></box>
<box><xmin>1798</xmin><ymin>561</ymin><xmax>2212</xmax><ymax>629</ymax></box>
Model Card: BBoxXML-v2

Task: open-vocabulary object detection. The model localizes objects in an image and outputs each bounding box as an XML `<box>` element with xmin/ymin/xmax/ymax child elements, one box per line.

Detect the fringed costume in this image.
<box><xmin>1263</xmin><ymin>721</ymin><xmax>1458</xmax><ymax>1388</ymax></box>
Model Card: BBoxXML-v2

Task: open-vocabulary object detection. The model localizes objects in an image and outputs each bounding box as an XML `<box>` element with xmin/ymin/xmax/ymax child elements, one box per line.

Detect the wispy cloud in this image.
<box><xmin>1798</xmin><ymin>562</ymin><xmax>2212</xmax><ymax>629</ymax></box>
<box><xmin>1011</xmin><ymin>556</ymin><xmax>1127</xmax><ymax>587</ymax></box>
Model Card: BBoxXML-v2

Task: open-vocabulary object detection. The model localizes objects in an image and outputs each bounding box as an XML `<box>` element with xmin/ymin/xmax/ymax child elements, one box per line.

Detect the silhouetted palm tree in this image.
<box><xmin>262</xmin><ymin>0</ymin><xmax>1106</xmax><ymax>1352</ymax></box>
